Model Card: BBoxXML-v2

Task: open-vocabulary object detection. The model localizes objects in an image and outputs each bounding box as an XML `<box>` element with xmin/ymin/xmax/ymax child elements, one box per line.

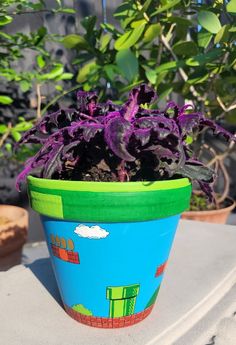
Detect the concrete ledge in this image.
<box><xmin>1</xmin><ymin>220</ymin><xmax>236</xmax><ymax>345</ymax></box>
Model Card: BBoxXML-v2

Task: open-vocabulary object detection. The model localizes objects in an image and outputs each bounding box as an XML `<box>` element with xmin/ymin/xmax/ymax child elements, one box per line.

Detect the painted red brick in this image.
<box><xmin>155</xmin><ymin>261</ymin><xmax>167</xmax><ymax>277</ymax></box>
<box><xmin>64</xmin><ymin>305</ymin><xmax>154</xmax><ymax>328</ymax></box>
<box><xmin>51</xmin><ymin>244</ymin><xmax>80</xmax><ymax>264</ymax></box>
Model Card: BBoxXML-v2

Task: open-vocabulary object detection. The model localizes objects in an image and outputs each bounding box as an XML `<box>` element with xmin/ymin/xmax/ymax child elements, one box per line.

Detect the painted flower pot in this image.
<box><xmin>28</xmin><ymin>176</ymin><xmax>191</xmax><ymax>328</ymax></box>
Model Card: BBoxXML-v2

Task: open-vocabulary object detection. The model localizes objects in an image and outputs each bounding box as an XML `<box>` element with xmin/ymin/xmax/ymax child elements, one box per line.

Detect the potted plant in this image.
<box><xmin>0</xmin><ymin>205</ymin><xmax>28</xmax><ymax>271</ymax></box>
<box><xmin>16</xmin><ymin>84</ymin><xmax>235</xmax><ymax>328</ymax></box>
<box><xmin>182</xmin><ymin>142</ymin><xmax>235</xmax><ymax>223</ymax></box>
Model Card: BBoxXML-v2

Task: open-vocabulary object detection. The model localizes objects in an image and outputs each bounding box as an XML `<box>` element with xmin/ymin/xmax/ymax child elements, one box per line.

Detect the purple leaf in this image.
<box><xmin>200</xmin><ymin>118</ymin><xmax>236</xmax><ymax>141</ymax></box>
<box><xmin>77</xmin><ymin>91</ymin><xmax>98</xmax><ymax>115</ymax></box>
<box><xmin>134</xmin><ymin>128</ymin><xmax>151</xmax><ymax>146</ymax></box>
<box><xmin>123</xmin><ymin>84</ymin><xmax>157</xmax><ymax>121</ymax></box>
<box><xmin>80</xmin><ymin>123</ymin><xmax>104</xmax><ymax>142</ymax></box>
<box><xmin>177</xmin><ymin>113</ymin><xmax>202</xmax><ymax>136</ymax></box>
<box><xmin>105</xmin><ymin>116</ymin><xmax>135</xmax><ymax>161</ymax></box>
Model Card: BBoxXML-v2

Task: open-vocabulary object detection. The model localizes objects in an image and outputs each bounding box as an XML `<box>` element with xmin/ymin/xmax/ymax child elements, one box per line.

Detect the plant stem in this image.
<box><xmin>0</xmin><ymin>123</ymin><xmax>12</xmax><ymax>149</ymax></box>
<box><xmin>9</xmin><ymin>9</ymin><xmax>54</xmax><ymax>16</ymax></box>
<box><xmin>36</xmin><ymin>83</ymin><xmax>42</xmax><ymax>119</ymax></box>
<box><xmin>41</xmin><ymin>85</ymin><xmax>79</xmax><ymax>116</ymax></box>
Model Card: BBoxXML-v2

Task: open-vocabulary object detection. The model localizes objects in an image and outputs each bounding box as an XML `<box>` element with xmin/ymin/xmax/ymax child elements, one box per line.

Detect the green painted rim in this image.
<box><xmin>28</xmin><ymin>175</ymin><xmax>190</xmax><ymax>192</ymax></box>
<box><xmin>27</xmin><ymin>176</ymin><xmax>192</xmax><ymax>222</ymax></box>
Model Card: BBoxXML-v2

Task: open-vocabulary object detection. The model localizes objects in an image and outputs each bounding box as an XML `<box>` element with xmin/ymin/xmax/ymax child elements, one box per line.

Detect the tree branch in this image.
<box><xmin>0</xmin><ymin>123</ymin><xmax>12</xmax><ymax>148</ymax></box>
<box><xmin>161</xmin><ymin>34</ymin><xmax>206</xmax><ymax>103</ymax></box>
<box><xmin>216</xmin><ymin>96</ymin><xmax>236</xmax><ymax>112</ymax></box>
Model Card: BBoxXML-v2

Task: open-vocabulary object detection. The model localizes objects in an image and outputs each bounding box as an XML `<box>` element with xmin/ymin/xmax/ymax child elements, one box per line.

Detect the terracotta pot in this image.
<box><xmin>182</xmin><ymin>197</ymin><xmax>235</xmax><ymax>224</ymax></box>
<box><xmin>0</xmin><ymin>205</ymin><xmax>28</xmax><ymax>270</ymax></box>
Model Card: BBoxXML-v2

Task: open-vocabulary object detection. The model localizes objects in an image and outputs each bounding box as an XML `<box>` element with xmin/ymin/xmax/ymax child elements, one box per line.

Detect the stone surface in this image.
<box><xmin>0</xmin><ymin>220</ymin><xmax>236</xmax><ymax>345</ymax></box>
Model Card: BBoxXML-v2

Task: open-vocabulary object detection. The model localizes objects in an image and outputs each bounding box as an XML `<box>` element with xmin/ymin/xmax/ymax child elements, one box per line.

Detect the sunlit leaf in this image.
<box><xmin>0</xmin><ymin>15</ymin><xmax>13</xmax><ymax>26</ymax></box>
<box><xmin>198</xmin><ymin>30</ymin><xmax>213</xmax><ymax>48</ymax></box>
<box><xmin>116</xmin><ymin>49</ymin><xmax>138</xmax><ymax>82</ymax></box>
<box><xmin>0</xmin><ymin>95</ymin><xmax>13</xmax><ymax>104</ymax></box>
<box><xmin>214</xmin><ymin>24</ymin><xmax>230</xmax><ymax>44</ymax></box>
<box><xmin>76</xmin><ymin>60</ymin><xmax>96</xmax><ymax>83</ymax></box>
<box><xmin>62</xmin><ymin>34</ymin><xmax>88</xmax><ymax>49</ymax></box>
<box><xmin>114</xmin><ymin>24</ymin><xmax>146</xmax><ymax>50</ymax></box>
<box><xmin>198</xmin><ymin>11</ymin><xmax>221</xmax><ymax>34</ymax></box>
<box><xmin>143</xmin><ymin>23</ymin><xmax>161</xmax><ymax>43</ymax></box>
<box><xmin>227</xmin><ymin>0</ymin><xmax>236</xmax><ymax>13</ymax></box>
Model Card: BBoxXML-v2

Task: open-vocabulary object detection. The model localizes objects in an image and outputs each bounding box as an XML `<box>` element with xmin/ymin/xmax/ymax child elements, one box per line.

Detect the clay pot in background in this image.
<box><xmin>0</xmin><ymin>205</ymin><xmax>28</xmax><ymax>271</ymax></box>
<box><xmin>182</xmin><ymin>197</ymin><xmax>235</xmax><ymax>224</ymax></box>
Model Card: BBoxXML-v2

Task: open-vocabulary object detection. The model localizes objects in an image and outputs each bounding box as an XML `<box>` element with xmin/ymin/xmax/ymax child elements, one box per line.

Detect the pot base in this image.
<box><xmin>64</xmin><ymin>304</ymin><xmax>154</xmax><ymax>328</ymax></box>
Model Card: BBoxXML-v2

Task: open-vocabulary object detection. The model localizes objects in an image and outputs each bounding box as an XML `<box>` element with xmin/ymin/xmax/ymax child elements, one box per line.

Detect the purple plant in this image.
<box><xmin>16</xmin><ymin>84</ymin><xmax>235</xmax><ymax>200</ymax></box>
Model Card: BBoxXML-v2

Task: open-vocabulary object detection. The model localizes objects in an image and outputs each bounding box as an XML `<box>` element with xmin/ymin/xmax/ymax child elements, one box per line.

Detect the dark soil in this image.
<box><xmin>54</xmin><ymin>136</ymin><xmax>168</xmax><ymax>183</ymax></box>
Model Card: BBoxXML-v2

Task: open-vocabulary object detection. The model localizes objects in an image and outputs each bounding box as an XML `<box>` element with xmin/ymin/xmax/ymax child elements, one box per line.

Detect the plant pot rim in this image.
<box><xmin>27</xmin><ymin>175</ymin><xmax>192</xmax><ymax>222</ymax></box>
<box><xmin>183</xmin><ymin>196</ymin><xmax>235</xmax><ymax>216</ymax></box>
<box><xmin>27</xmin><ymin>175</ymin><xmax>190</xmax><ymax>192</ymax></box>
<box><xmin>0</xmin><ymin>205</ymin><xmax>28</xmax><ymax>231</ymax></box>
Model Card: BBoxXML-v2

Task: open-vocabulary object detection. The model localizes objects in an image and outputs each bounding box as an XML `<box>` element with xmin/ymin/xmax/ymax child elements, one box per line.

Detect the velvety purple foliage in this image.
<box><xmin>16</xmin><ymin>84</ymin><xmax>235</xmax><ymax>200</ymax></box>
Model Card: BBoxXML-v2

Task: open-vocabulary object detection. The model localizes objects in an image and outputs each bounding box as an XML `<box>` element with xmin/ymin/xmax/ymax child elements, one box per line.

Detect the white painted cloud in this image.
<box><xmin>74</xmin><ymin>224</ymin><xmax>109</xmax><ymax>239</ymax></box>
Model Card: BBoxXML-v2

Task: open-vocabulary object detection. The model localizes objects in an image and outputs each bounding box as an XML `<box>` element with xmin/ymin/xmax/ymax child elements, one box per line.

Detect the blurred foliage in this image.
<box><xmin>0</xmin><ymin>0</ymin><xmax>75</xmax><ymax>164</ymax></box>
<box><xmin>62</xmin><ymin>0</ymin><xmax>236</xmax><ymax>121</ymax></box>
<box><xmin>189</xmin><ymin>192</ymin><xmax>215</xmax><ymax>211</ymax></box>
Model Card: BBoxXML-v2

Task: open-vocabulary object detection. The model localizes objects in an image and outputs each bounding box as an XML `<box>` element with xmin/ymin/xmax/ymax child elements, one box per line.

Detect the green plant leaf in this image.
<box><xmin>145</xmin><ymin>69</ymin><xmax>157</xmax><ymax>84</ymax></box>
<box><xmin>55</xmin><ymin>85</ymin><xmax>63</xmax><ymax>91</ymax></box>
<box><xmin>76</xmin><ymin>60</ymin><xmax>96</xmax><ymax>83</ymax></box>
<box><xmin>113</xmin><ymin>2</ymin><xmax>134</xmax><ymax>19</ymax></box>
<box><xmin>155</xmin><ymin>61</ymin><xmax>184</xmax><ymax>73</ymax></box>
<box><xmin>41</xmin><ymin>65</ymin><xmax>64</xmax><ymax>80</ymax></box>
<box><xmin>114</xmin><ymin>24</ymin><xmax>146</xmax><ymax>50</ymax></box>
<box><xmin>158</xmin><ymin>86</ymin><xmax>173</xmax><ymax>100</ymax></box>
<box><xmin>198</xmin><ymin>11</ymin><xmax>221</xmax><ymax>34</ymax></box>
<box><xmin>14</xmin><ymin>122</ymin><xmax>33</xmax><ymax>132</ymax></box>
<box><xmin>152</xmin><ymin>0</ymin><xmax>181</xmax><ymax>15</ymax></box>
<box><xmin>0</xmin><ymin>95</ymin><xmax>13</xmax><ymax>104</ymax></box>
<box><xmin>173</xmin><ymin>41</ymin><xmax>198</xmax><ymax>56</ymax></box>
<box><xmin>143</xmin><ymin>23</ymin><xmax>161</xmax><ymax>43</ymax></box>
<box><xmin>116</xmin><ymin>49</ymin><xmax>138</xmax><ymax>82</ymax></box>
<box><xmin>227</xmin><ymin>0</ymin><xmax>236</xmax><ymax>13</ymax></box>
<box><xmin>11</xmin><ymin>130</ymin><xmax>21</xmax><ymax>142</ymax></box>
<box><xmin>20</xmin><ymin>80</ymin><xmax>31</xmax><ymax>92</ymax></box>
<box><xmin>59</xmin><ymin>73</ymin><xmax>73</xmax><ymax>80</ymax></box>
<box><xmin>214</xmin><ymin>24</ymin><xmax>230</xmax><ymax>44</ymax></box>
<box><xmin>62</xmin><ymin>34</ymin><xmax>88</xmax><ymax>49</ymax></box>
<box><xmin>5</xmin><ymin>143</ymin><xmax>12</xmax><ymax>152</ymax></box>
<box><xmin>186</xmin><ymin>48</ymin><xmax>222</xmax><ymax>66</ymax></box>
<box><xmin>0</xmin><ymin>15</ymin><xmax>13</xmax><ymax>26</ymax></box>
<box><xmin>187</xmin><ymin>70</ymin><xmax>209</xmax><ymax>84</ymax></box>
<box><xmin>0</xmin><ymin>124</ymin><xmax>7</xmax><ymax>134</ymax></box>
<box><xmin>131</xmin><ymin>19</ymin><xmax>147</xmax><ymax>29</ymax></box>
<box><xmin>81</xmin><ymin>16</ymin><xmax>97</xmax><ymax>33</ymax></box>
<box><xmin>57</xmin><ymin>8</ymin><xmax>76</xmax><ymax>14</ymax></box>
<box><xmin>185</xmin><ymin>135</ymin><xmax>193</xmax><ymax>144</ymax></box>
<box><xmin>100</xmin><ymin>33</ymin><xmax>111</xmax><ymax>52</ymax></box>
<box><xmin>167</xmin><ymin>16</ymin><xmax>192</xmax><ymax>26</ymax></box>
<box><xmin>103</xmin><ymin>64</ymin><xmax>118</xmax><ymax>81</ymax></box>
<box><xmin>198</xmin><ymin>30</ymin><xmax>213</xmax><ymax>48</ymax></box>
<box><xmin>37</xmin><ymin>55</ymin><xmax>46</xmax><ymax>68</ymax></box>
